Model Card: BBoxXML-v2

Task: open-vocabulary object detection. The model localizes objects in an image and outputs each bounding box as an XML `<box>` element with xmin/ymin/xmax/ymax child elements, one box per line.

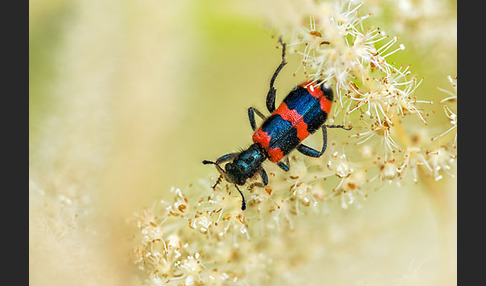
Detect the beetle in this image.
<box><xmin>203</xmin><ymin>37</ymin><xmax>350</xmax><ymax>210</ymax></box>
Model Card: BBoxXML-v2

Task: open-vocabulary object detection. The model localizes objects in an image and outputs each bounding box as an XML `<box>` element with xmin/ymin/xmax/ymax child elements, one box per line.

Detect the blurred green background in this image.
<box><xmin>30</xmin><ymin>0</ymin><xmax>286</xmax><ymax>213</ymax></box>
<box><xmin>30</xmin><ymin>0</ymin><xmax>301</xmax><ymax>205</ymax></box>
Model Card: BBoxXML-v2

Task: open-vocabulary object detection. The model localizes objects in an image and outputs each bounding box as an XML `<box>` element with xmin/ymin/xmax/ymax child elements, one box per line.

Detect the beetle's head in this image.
<box><xmin>202</xmin><ymin>159</ymin><xmax>248</xmax><ymax>186</ymax></box>
<box><xmin>201</xmin><ymin>159</ymin><xmax>247</xmax><ymax>210</ymax></box>
<box><xmin>224</xmin><ymin>161</ymin><xmax>248</xmax><ymax>186</ymax></box>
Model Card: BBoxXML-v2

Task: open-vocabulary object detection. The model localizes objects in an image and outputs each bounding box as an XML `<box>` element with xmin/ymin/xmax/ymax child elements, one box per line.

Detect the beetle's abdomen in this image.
<box><xmin>252</xmin><ymin>81</ymin><xmax>332</xmax><ymax>162</ymax></box>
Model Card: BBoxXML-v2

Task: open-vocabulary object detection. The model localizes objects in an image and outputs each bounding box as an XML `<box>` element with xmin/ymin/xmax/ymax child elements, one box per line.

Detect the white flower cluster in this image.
<box><xmin>276</xmin><ymin>0</ymin><xmax>456</xmax><ymax>185</ymax></box>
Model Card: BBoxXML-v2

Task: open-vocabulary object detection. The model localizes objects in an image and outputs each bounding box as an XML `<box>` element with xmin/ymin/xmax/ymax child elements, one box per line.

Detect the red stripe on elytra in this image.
<box><xmin>294</xmin><ymin>120</ymin><xmax>310</xmax><ymax>141</ymax></box>
<box><xmin>275</xmin><ymin>102</ymin><xmax>310</xmax><ymax>141</ymax></box>
<box><xmin>320</xmin><ymin>96</ymin><xmax>332</xmax><ymax>114</ymax></box>
<box><xmin>253</xmin><ymin>128</ymin><xmax>283</xmax><ymax>162</ymax></box>
<box><xmin>267</xmin><ymin>147</ymin><xmax>283</xmax><ymax>162</ymax></box>
<box><xmin>252</xmin><ymin>128</ymin><xmax>271</xmax><ymax>148</ymax></box>
<box><xmin>275</xmin><ymin>102</ymin><xmax>300</xmax><ymax>123</ymax></box>
<box><xmin>300</xmin><ymin>81</ymin><xmax>324</xmax><ymax>99</ymax></box>
<box><xmin>300</xmin><ymin>81</ymin><xmax>333</xmax><ymax>114</ymax></box>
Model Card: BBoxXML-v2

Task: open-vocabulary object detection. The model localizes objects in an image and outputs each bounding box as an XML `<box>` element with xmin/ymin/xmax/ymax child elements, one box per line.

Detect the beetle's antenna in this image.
<box><xmin>202</xmin><ymin>160</ymin><xmax>224</xmax><ymax>173</ymax></box>
<box><xmin>234</xmin><ymin>185</ymin><xmax>246</xmax><ymax>211</ymax></box>
<box><xmin>202</xmin><ymin>160</ymin><xmax>226</xmax><ymax>188</ymax></box>
<box><xmin>212</xmin><ymin>174</ymin><xmax>223</xmax><ymax>189</ymax></box>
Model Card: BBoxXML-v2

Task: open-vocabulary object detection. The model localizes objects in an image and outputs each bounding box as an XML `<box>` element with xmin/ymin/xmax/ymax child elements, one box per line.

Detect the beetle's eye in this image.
<box><xmin>225</xmin><ymin>163</ymin><xmax>234</xmax><ymax>172</ymax></box>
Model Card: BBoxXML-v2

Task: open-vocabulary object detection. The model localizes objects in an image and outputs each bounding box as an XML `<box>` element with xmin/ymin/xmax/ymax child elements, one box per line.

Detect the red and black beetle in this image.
<box><xmin>203</xmin><ymin>37</ymin><xmax>351</xmax><ymax>210</ymax></box>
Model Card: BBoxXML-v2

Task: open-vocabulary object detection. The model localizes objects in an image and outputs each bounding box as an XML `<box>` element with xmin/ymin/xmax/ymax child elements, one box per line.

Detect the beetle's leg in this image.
<box><xmin>326</xmin><ymin>124</ymin><xmax>352</xmax><ymax>130</ymax></box>
<box><xmin>248</xmin><ymin>168</ymin><xmax>269</xmax><ymax>190</ymax></box>
<box><xmin>277</xmin><ymin>157</ymin><xmax>290</xmax><ymax>171</ymax></box>
<box><xmin>202</xmin><ymin>153</ymin><xmax>237</xmax><ymax>168</ymax></box>
<box><xmin>215</xmin><ymin>153</ymin><xmax>238</xmax><ymax>164</ymax></box>
<box><xmin>297</xmin><ymin>125</ymin><xmax>350</xmax><ymax>158</ymax></box>
<box><xmin>297</xmin><ymin>125</ymin><xmax>328</xmax><ymax>158</ymax></box>
<box><xmin>248</xmin><ymin>107</ymin><xmax>266</xmax><ymax>131</ymax></box>
<box><xmin>260</xmin><ymin>168</ymin><xmax>268</xmax><ymax>186</ymax></box>
<box><xmin>266</xmin><ymin>36</ymin><xmax>287</xmax><ymax>113</ymax></box>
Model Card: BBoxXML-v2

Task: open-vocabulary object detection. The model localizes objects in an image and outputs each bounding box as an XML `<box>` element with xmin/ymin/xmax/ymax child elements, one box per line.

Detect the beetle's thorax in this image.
<box><xmin>224</xmin><ymin>143</ymin><xmax>267</xmax><ymax>185</ymax></box>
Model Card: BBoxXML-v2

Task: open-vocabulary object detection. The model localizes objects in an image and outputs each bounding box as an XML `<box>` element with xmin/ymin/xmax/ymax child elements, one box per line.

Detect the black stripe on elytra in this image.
<box><xmin>261</xmin><ymin>114</ymin><xmax>292</xmax><ymax>146</ymax></box>
<box><xmin>283</xmin><ymin>86</ymin><xmax>319</xmax><ymax>117</ymax></box>
<box><xmin>303</xmin><ymin>105</ymin><xmax>327</xmax><ymax>134</ymax></box>
<box><xmin>276</xmin><ymin>126</ymin><xmax>301</xmax><ymax>155</ymax></box>
<box><xmin>261</xmin><ymin>114</ymin><xmax>301</xmax><ymax>153</ymax></box>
